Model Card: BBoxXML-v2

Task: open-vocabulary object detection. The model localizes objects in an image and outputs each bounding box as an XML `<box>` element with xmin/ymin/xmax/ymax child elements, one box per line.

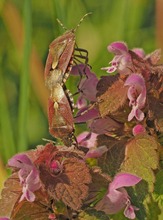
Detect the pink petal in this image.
<box><xmin>79</xmin><ymin>75</ymin><xmax>98</xmax><ymax>102</ymax></box>
<box><xmin>132</xmin><ymin>48</ymin><xmax>145</xmax><ymax>58</ymax></box>
<box><xmin>85</xmin><ymin>146</ymin><xmax>108</xmax><ymax>159</ymax></box>
<box><xmin>77</xmin><ymin>132</ymin><xmax>98</xmax><ymax>149</ymax></box>
<box><xmin>75</xmin><ymin>107</ymin><xmax>99</xmax><ymax>123</ymax></box>
<box><xmin>26</xmin><ymin>169</ymin><xmax>41</xmax><ymax>191</ymax></box>
<box><xmin>132</xmin><ymin>124</ymin><xmax>146</xmax><ymax>136</ymax></box>
<box><xmin>76</xmin><ymin>96</ymin><xmax>87</xmax><ymax>109</ymax></box>
<box><xmin>125</xmin><ymin>73</ymin><xmax>145</xmax><ymax>89</ymax></box>
<box><xmin>128</xmin><ymin>106</ymin><xmax>144</xmax><ymax>122</ymax></box>
<box><xmin>101</xmin><ymin>65</ymin><xmax>117</xmax><ymax>73</ymax></box>
<box><xmin>71</xmin><ymin>64</ymin><xmax>90</xmax><ymax>76</ymax></box>
<box><xmin>8</xmin><ymin>154</ymin><xmax>33</xmax><ymax>168</ymax></box>
<box><xmin>71</xmin><ymin>64</ymin><xmax>98</xmax><ymax>101</ymax></box>
<box><xmin>109</xmin><ymin>173</ymin><xmax>142</xmax><ymax>191</ymax></box>
<box><xmin>124</xmin><ymin>200</ymin><xmax>139</xmax><ymax>219</ymax></box>
<box><xmin>107</xmin><ymin>41</ymin><xmax>128</xmax><ymax>54</ymax></box>
<box><xmin>20</xmin><ymin>186</ymin><xmax>36</xmax><ymax>202</ymax></box>
<box><xmin>134</xmin><ymin>108</ymin><xmax>145</xmax><ymax>121</ymax></box>
<box><xmin>96</xmin><ymin>188</ymin><xmax>128</xmax><ymax>214</ymax></box>
<box><xmin>48</xmin><ymin>214</ymin><xmax>57</xmax><ymax>220</ymax></box>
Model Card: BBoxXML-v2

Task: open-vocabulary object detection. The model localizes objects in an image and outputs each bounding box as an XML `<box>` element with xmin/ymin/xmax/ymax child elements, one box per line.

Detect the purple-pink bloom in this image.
<box><xmin>48</xmin><ymin>213</ymin><xmax>57</xmax><ymax>220</ymax></box>
<box><xmin>96</xmin><ymin>173</ymin><xmax>141</xmax><ymax>219</ymax></box>
<box><xmin>71</xmin><ymin>64</ymin><xmax>98</xmax><ymax>102</ymax></box>
<box><xmin>132</xmin><ymin>48</ymin><xmax>145</xmax><ymax>58</ymax></box>
<box><xmin>102</xmin><ymin>41</ymin><xmax>145</xmax><ymax>74</ymax></box>
<box><xmin>77</xmin><ymin>131</ymin><xmax>98</xmax><ymax>149</ymax></box>
<box><xmin>124</xmin><ymin>73</ymin><xmax>146</xmax><ymax>121</ymax></box>
<box><xmin>132</xmin><ymin>124</ymin><xmax>146</xmax><ymax>136</ymax></box>
<box><xmin>76</xmin><ymin>95</ymin><xmax>87</xmax><ymax>109</ymax></box>
<box><xmin>124</xmin><ymin>200</ymin><xmax>139</xmax><ymax>219</ymax></box>
<box><xmin>85</xmin><ymin>146</ymin><xmax>108</xmax><ymax>159</ymax></box>
<box><xmin>74</xmin><ymin>106</ymin><xmax>99</xmax><ymax>123</ymax></box>
<box><xmin>77</xmin><ymin>132</ymin><xmax>107</xmax><ymax>159</ymax></box>
<box><xmin>102</xmin><ymin>41</ymin><xmax>131</xmax><ymax>73</ymax></box>
<box><xmin>8</xmin><ymin>153</ymin><xmax>41</xmax><ymax>202</ymax></box>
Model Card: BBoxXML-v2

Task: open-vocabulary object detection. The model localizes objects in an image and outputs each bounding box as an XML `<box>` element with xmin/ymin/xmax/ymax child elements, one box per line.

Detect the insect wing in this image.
<box><xmin>58</xmin><ymin>32</ymin><xmax>75</xmax><ymax>74</ymax></box>
<box><xmin>44</xmin><ymin>31</ymin><xmax>75</xmax><ymax>81</ymax></box>
<box><xmin>48</xmin><ymin>86</ymin><xmax>74</xmax><ymax>145</ymax></box>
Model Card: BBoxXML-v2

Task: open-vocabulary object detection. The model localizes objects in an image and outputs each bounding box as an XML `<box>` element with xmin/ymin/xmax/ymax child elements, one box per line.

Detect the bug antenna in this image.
<box><xmin>73</xmin><ymin>12</ymin><xmax>92</xmax><ymax>32</ymax></box>
<box><xmin>56</xmin><ymin>18</ymin><xmax>68</xmax><ymax>31</ymax></box>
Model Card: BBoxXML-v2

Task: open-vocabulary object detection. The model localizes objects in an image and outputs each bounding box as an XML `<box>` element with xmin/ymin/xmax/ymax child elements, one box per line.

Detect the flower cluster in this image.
<box><xmin>8</xmin><ymin>153</ymin><xmax>41</xmax><ymax>202</ymax></box>
<box><xmin>0</xmin><ymin>38</ymin><xmax>162</xmax><ymax>220</ymax></box>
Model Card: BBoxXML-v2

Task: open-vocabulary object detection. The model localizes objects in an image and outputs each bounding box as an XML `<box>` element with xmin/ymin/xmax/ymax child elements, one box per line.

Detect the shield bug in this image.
<box><xmin>44</xmin><ymin>13</ymin><xmax>91</xmax><ymax>94</ymax></box>
<box><xmin>48</xmin><ymin>83</ymin><xmax>75</xmax><ymax>147</ymax></box>
<box><xmin>45</xmin><ymin>14</ymin><xmax>91</xmax><ymax>147</ymax></box>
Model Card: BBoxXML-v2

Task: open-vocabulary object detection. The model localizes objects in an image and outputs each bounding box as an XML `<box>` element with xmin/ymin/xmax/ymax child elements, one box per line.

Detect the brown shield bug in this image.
<box><xmin>44</xmin><ymin>14</ymin><xmax>91</xmax><ymax>147</ymax></box>
<box><xmin>44</xmin><ymin>13</ymin><xmax>91</xmax><ymax>94</ymax></box>
<box><xmin>48</xmin><ymin>83</ymin><xmax>75</xmax><ymax>147</ymax></box>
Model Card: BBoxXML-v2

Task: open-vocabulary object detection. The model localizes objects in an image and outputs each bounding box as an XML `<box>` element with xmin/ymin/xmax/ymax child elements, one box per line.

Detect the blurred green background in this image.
<box><xmin>0</xmin><ymin>0</ymin><xmax>161</xmax><ymax>189</ymax></box>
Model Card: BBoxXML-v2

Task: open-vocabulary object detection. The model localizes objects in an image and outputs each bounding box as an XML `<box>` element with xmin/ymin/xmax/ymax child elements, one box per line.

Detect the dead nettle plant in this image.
<box><xmin>0</xmin><ymin>27</ymin><xmax>163</xmax><ymax>220</ymax></box>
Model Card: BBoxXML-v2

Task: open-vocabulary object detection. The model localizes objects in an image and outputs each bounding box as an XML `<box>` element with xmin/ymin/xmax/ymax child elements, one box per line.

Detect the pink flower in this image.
<box><xmin>48</xmin><ymin>214</ymin><xmax>57</xmax><ymax>220</ymax></box>
<box><xmin>77</xmin><ymin>131</ymin><xmax>98</xmax><ymax>149</ymax></box>
<box><xmin>46</xmin><ymin>159</ymin><xmax>63</xmax><ymax>175</ymax></box>
<box><xmin>132</xmin><ymin>124</ymin><xmax>146</xmax><ymax>136</ymax></box>
<box><xmin>102</xmin><ymin>41</ymin><xmax>131</xmax><ymax>73</ymax></box>
<box><xmin>76</xmin><ymin>95</ymin><xmax>87</xmax><ymax>109</ymax></box>
<box><xmin>71</xmin><ymin>64</ymin><xmax>98</xmax><ymax>102</ymax></box>
<box><xmin>124</xmin><ymin>74</ymin><xmax>146</xmax><ymax>121</ymax></box>
<box><xmin>85</xmin><ymin>146</ymin><xmax>108</xmax><ymax>159</ymax></box>
<box><xmin>132</xmin><ymin>48</ymin><xmax>145</xmax><ymax>58</ymax></box>
<box><xmin>77</xmin><ymin>132</ymin><xmax>107</xmax><ymax>159</ymax></box>
<box><xmin>8</xmin><ymin>154</ymin><xmax>41</xmax><ymax>202</ymax></box>
<box><xmin>96</xmin><ymin>173</ymin><xmax>142</xmax><ymax>219</ymax></box>
<box><xmin>102</xmin><ymin>42</ymin><xmax>145</xmax><ymax>74</ymax></box>
<box><xmin>74</xmin><ymin>106</ymin><xmax>99</xmax><ymax>123</ymax></box>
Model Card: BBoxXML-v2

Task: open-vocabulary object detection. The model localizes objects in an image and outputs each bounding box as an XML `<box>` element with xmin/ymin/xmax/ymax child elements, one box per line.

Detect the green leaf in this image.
<box><xmin>143</xmin><ymin>194</ymin><xmax>161</xmax><ymax>220</ymax></box>
<box><xmin>121</xmin><ymin>134</ymin><xmax>159</xmax><ymax>191</ymax></box>
<box><xmin>78</xmin><ymin>209</ymin><xmax>110</xmax><ymax>220</ymax></box>
<box><xmin>153</xmin><ymin>170</ymin><xmax>163</xmax><ymax>206</ymax></box>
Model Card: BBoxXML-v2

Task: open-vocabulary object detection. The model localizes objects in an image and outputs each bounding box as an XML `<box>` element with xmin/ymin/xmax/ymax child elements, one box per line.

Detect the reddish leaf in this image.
<box><xmin>96</xmin><ymin>74</ymin><xmax>119</xmax><ymax>97</ymax></box>
<box><xmin>11</xmin><ymin>190</ymin><xmax>53</xmax><ymax>220</ymax></box>
<box><xmin>145</xmin><ymin>49</ymin><xmax>161</xmax><ymax>65</ymax></box>
<box><xmin>36</xmin><ymin>144</ymin><xmax>91</xmax><ymax>210</ymax></box>
<box><xmin>0</xmin><ymin>173</ymin><xmax>22</xmax><ymax>218</ymax></box>
<box><xmin>97</xmin><ymin>135</ymin><xmax>126</xmax><ymax>175</ymax></box>
<box><xmin>97</xmin><ymin>76</ymin><xmax>128</xmax><ymax>119</ymax></box>
<box><xmin>120</xmin><ymin>134</ymin><xmax>159</xmax><ymax>191</ymax></box>
<box><xmin>84</xmin><ymin>168</ymin><xmax>110</xmax><ymax>206</ymax></box>
<box><xmin>129</xmin><ymin>50</ymin><xmax>151</xmax><ymax>80</ymax></box>
<box><xmin>39</xmin><ymin>157</ymin><xmax>91</xmax><ymax>210</ymax></box>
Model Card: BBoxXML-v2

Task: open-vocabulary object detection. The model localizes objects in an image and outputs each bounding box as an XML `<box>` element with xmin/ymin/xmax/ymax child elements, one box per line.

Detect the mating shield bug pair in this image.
<box><xmin>44</xmin><ymin>13</ymin><xmax>91</xmax><ymax>146</ymax></box>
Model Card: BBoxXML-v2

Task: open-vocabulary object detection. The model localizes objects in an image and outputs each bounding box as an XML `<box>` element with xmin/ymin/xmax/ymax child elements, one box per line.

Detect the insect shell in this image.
<box><xmin>44</xmin><ymin>13</ymin><xmax>90</xmax><ymax>93</ymax></box>
<box><xmin>44</xmin><ymin>31</ymin><xmax>75</xmax><ymax>91</ymax></box>
<box><xmin>48</xmin><ymin>83</ymin><xmax>75</xmax><ymax>147</ymax></box>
